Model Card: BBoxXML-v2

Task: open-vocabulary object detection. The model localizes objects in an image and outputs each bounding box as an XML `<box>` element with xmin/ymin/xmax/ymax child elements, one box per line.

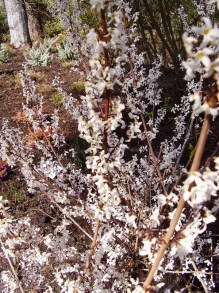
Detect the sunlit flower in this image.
<box><xmin>209</xmin><ymin>0</ymin><xmax>219</xmax><ymax>9</ymax></box>
<box><xmin>192</xmin><ymin>17</ymin><xmax>219</xmax><ymax>47</ymax></box>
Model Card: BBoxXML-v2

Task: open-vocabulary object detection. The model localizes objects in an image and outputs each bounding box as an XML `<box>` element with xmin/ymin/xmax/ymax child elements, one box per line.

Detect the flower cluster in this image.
<box><xmin>0</xmin><ymin>0</ymin><xmax>219</xmax><ymax>292</ymax></box>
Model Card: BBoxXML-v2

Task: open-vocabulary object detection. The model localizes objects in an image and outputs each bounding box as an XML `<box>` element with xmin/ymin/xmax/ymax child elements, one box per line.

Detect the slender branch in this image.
<box><xmin>4</xmin><ymin>138</ymin><xmax>93</xmax><ymax>240</ymax></box>
<box><xmin>74</xmin><ymin>218</ymin><xmax>100</xmax><ymax>292</ymax></box>
<box><xmin>141</xmin><ymin>112</ymin><xmax>168</xmax><ymax>197</ymax></box>
<box><xmin>191</xmin><ymin>260</ymin><xmax>209</xmax><ymax>293</ymax></box>
<box><xmin>167</xmin><ymin>117</ymin><xmax>194</xmax><ymax>192</ymax></box>
<box><xmin>42</xmin><ymin>131</ymin><xmax>64</xmax><ymax>168</ymax></box>
<box><xmin>44</xmin><ymin>192</ymin><xmax>93</xmax><ymax>241</ymax></box>
<box><xmin>141</xmin><ymin>0</ymin><xmax>179</xmax><ymax>67</ymax></box>
<box><xmin>146</xmin><ymin>268</ymin><xmax>219</xmax><ymax>275</ymax></box>
<box><xmin>101</xmin><ymin>9</ymin><xmax>111</xmax><ymax>153</ymax></box>
<box><xmin>0</xmin><ymin>239</ymin><xmax>25</xmax><ymax>293</ymax></box>
<box><xmin>143</xmin><ymin>114</ymin><xmax>211</xmax><ymax>289</ymax></box>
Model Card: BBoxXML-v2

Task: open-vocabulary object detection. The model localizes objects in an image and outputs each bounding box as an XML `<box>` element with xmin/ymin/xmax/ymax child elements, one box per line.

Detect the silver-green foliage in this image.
<box><xmin>24</xmin><ymin>38</ymin><xmax>57</xmax><ymax>67</ymax></box>
<box><xmin>58</xmin><ymin>42</ymin><xmax>75</xmax><ymax>61</ymax></box>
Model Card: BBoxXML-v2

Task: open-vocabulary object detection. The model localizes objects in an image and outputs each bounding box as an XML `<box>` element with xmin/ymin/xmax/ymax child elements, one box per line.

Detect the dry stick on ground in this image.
<box><xmin>0</xmin><ymin>239</ymin><xmax>25</xmax><ymax>293</ymax></box>
<box><xmin>143</xmin><ymin>113</ymin><xmax>211</xmax><ymax>290</ymax></box>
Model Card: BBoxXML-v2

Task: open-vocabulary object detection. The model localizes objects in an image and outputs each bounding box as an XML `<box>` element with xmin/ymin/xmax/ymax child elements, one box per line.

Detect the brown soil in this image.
<box><xmin>0</xmin><ymin>50</ymin><xmax>84</xmax><ymax>125</ymax></box>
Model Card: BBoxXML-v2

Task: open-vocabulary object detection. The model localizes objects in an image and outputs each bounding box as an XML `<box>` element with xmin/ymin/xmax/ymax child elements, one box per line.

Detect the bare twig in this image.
<box><xmin>0</xmin><ymin>239</ymin><xmax>25</xmax><ymax>293</ymax></box>
<box><xmin>29</xmin><ymin>207</ymin><xmax>56</xmax><ymax>221</ymax></box>
<box><xmin>42</xmin><ymin>131</ymin><xmax>64</xmax><ymax>168</ymax></box>
<box><xmin>141</xmin><ymin>112</ymin><xmax>168</xmax><ymax>197</ymax></box>
<box><xmin>74</xmin><ymin>218</ymin><xmax>100</xmax><ymax>292</ymax></box>
<box><xmin>45</xmin><ymin>192</ymin><xmax>93</xmax><ymax>241</ymax></box>
<box><xmin>191</xmin><ymin>260</ymin><xmax>209</xmax><ymax>293</ymax></box>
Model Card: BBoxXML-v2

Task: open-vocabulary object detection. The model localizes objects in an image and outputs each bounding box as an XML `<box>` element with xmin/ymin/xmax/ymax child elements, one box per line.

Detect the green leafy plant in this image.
<box><xmin>79</xmin><ymin>3</ymin><xmax>100</xmax><ymax>32</ymax></box>
<box><xmin>0</xmin><ymin>8</ymin><xmax>8</xmax><ymax>42</ymax></box>
<box><xmin>44</xmin><ymin>19</ymin><xmax>65</xmax><ymax>38</ymax></box>
<box><xmin>58</xmin><ymin>42</ymin><xmax>75</xmax><ymax>61</ymax></box>
<box><xmin>24</xmin><ymin>38</ymin><xmax>57</xmax><ymax>66</ymax></box>
<box><xmin>3</xmin><ymin>182</ymin><xmax>25</xmax><ymax>203</ymax></box>
<box><xmin>0</xmin><ymin>44</ymin><xmax>11</xmax><ymax>64</ymax></box>
<box><xmin>71</xmin><ymin>81</ymin><xmax>85</xmax><ymax>94</ymax></box>
<box><xmin>51</xmin><ymin>92</ymin><xmax>64</xmax><ymax>105</ymax></box>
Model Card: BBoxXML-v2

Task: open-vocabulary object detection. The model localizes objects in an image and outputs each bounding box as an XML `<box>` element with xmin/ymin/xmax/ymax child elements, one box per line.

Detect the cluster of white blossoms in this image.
<box><xmin>1</xmin><ymin>0</ymin><xmax>219</xmax><ymax>292</ymax></box>
<box><xmin>78</xmin><ymin>0</ymin><xmax>141</xmax><ymax>214</ymax></box>
<box><xmin>183</xmin><ymin>10</ymin><xmax>219</xmax><ymax>117</ymax></box>
<box><xmin>209</xmin><ymin>0</ymin><xmax>219</xmax><ymax>9</ymax></box>
<box><xmin>183</xmin><ymin>17</ymin><xmax>219</xmax><ymax>79</ymax></box>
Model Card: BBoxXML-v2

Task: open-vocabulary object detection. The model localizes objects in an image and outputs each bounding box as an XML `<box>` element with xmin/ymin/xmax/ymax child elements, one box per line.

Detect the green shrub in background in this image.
<box><xmin>0</xmin><ymin>44</ymin><xmax>11</xmax><ymax>64</ymax></box>
<box><xmin>44</xmin><ymin>19</ymin><xmax>65</xmax><ymax>38</ymax></box>
<box><xmin>79</xmin><ymin>3</ymin><xmax>100</xmax><ymax>33</ymax></box>
<box><xmin>0</xmin><ymin>7</ymin><xmax>9</xmax><ymax>42</ymax></box>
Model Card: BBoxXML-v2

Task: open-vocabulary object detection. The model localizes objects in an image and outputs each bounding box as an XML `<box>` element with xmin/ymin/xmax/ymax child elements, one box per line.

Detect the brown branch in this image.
<box><xmin>100</xmin><ymin>9</ymin><xmax>110</xmax><ymax>153</ymax></box>
<box><xmin>141</xmin><ymin>112</ymin><xmax>168</xmax><ymax>197</ymax></box>
<box><xmin>0</xmin><ymin>239</ymin><xmax>25</xmax><ymax>293</ymax></box>
<box><xmin>44</xmin><ymin>192</ymin><xmax>93</xmax><ymax>241</ymax></box>
<box><xmin>4</xmin><ymin>139</ymin><xmax>93</xmax><ymax>241</ymax></box>
<box><xmin>141</xmin><ymin>0</ymin><xmax>179</xmax><ymax>67</ymax></box>
<box><xmin>191</xmin><ymin>260</ymin><xmax>209</xmax><ymax>293</ymax></box>
<box><xmin>143</xmin><ymin>114</ymin><xmax>211</xmax><ymax>289</ymax></box>
<box><xmin>74</xmin><ymin>218</ymin><xmax>100</xmax><ymax>292</ymax></box>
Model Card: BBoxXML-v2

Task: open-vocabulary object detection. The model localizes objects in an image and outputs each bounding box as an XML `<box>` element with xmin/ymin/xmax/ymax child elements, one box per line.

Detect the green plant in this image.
<box><xmin>0</xmin><ymin>44</ymin><xmax>11</xmax><ymax>64</ymax></box>
<box><xmin>79</xmin><ymin>3</ymin><xmax>100</xmax><ymax>32</ymax></box>
<box><xmin>71</xmin><ymin>81</ymin><xmax>85</xmax><ymax>94</ymax></box>
<box><xmin>51</xmin><ymin>92</ymin><xmax>64</xmax><ymax>105</ymax></box>
<box><xmin>58</xmin><ymin>42</ymin><xmax>75</xmax><ymax>61</ymax></box>
<box><xmin>3</xmin><ymin>182</ymin><xmax>25</xmax><ymax>203</ymax></box>
<box><xmin>44</xmin><ymin>19</ymin><xmax>65</xmax><ymax>38</ymax></box>
<box><xmin>24</xmin><ymin>38</ymin><xmax>57</xmax><ymax>66</ymax></box>
<box><xmin>69</xmin><ymin>136</ymin><xmax>89</xmax><ymax>170</ymax></box>
<box><xmin>0</xmin><ymin>8</ymin><xmax>8</xmax><ymax>42</ymax></box>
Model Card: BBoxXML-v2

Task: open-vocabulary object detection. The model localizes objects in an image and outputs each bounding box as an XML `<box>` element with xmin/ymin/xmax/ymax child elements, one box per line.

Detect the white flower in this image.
<box><xmin>183</xmin><ymin>16</ymin><xmax>219</xmax><ymax>80</ymax></box>
<box><xmin>192</xmin><ymin>17</ymin><xmax>219</xmax><ymax>47</ymax></box>
<box><xmin>139</xmin><ymin>238</ymin><xmax>156</xmax><ymax>261</ymax></box>
<box><xmin>170</xmin><ymin>218</ymin><xmax>206</xmax><ymax>259</ymax></box>
<box><xmin>126</xmin><ymin>213</ymin><xmax>137</xmax><ymax>229</ymax></box>
<box><xmin>202</xmin><ymin>207</ymin><xmax>216</xmax><ymax>224</ymax></box>
<box><xmin>209</xmin><ymin>0</ymin><xmax>219</xmax><ymax>9</ymax></box>
<box><xmin>189</xmin><ymin>91</ymin><xmax>219</xmax><ymax>118</ymax></box>
<box><xmin>90</xmin><ymin>0</ymin><xmax>108</xmax><ymax>11</ymax></box>
<box><xmin>183</xmin><ymin>171</ymin><xmax>212</xmax><ymax>205</ymax></box>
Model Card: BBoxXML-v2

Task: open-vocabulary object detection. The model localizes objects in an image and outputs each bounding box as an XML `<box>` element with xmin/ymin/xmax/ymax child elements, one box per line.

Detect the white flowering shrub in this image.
<box><xmin>0</xmin><ymin>0</ymin><xmax>219</xmax><ymax>292</ymax></box>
